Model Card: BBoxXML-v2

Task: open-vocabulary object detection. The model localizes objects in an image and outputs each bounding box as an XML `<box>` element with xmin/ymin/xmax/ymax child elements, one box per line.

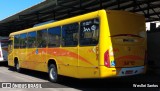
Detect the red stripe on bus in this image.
<box><xmin>110</xmin><ymin>34</ymin><xmax>142</xmax><ymax>38</ymax></box>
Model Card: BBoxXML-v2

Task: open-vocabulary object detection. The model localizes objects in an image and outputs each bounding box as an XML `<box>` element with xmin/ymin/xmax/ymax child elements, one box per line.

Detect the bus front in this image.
<box><xmin>99</xmin><ymin>10</ymin><xmax>147</xmax><ymax>77</ymax></box>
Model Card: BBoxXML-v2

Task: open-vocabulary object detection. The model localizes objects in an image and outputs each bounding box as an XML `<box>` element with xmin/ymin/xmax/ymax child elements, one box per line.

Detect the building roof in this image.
<box><xmin>0</xmin><ymin>0</ymin><xmax>160</xmax><ymax>36</ymax></box>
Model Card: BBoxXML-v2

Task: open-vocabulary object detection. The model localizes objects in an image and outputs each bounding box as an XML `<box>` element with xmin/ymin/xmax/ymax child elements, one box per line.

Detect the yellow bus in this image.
<box><xmin>8</xmin><ymin>9</ymin><xmax>147</xmax><ymax>82</ymax></box>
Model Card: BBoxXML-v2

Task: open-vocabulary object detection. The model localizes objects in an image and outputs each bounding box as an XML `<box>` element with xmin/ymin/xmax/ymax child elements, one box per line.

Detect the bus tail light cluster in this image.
<box><xmin>104</xmin><ymin>50</ymin><xmax>110</xmax><ymax>67</ymax></box>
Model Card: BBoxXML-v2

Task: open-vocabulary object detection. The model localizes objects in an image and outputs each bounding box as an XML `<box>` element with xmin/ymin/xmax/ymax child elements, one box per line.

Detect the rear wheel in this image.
<box><xmin>15</xmin><ymin>61</ymin><xmax>21</xmax><ymax>72</ymax></box>
<box><xmin>49</xmin><ymin>64</ymin><xmax>58</xmax><ymax>82</ymax></box>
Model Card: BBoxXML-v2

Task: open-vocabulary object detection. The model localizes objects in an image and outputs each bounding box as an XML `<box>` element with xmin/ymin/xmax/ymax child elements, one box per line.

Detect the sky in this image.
<box><xmin>0</xmin><ymin>0</ymin><xmax>43</xmax><ymax>21</ymax></box>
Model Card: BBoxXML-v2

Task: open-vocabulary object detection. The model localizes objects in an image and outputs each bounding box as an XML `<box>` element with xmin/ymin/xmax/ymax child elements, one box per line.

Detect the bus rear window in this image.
<box><xmin>80</xmin><ymin>18</ymin><xmax>99</xmax><ymax>46</ymax></box>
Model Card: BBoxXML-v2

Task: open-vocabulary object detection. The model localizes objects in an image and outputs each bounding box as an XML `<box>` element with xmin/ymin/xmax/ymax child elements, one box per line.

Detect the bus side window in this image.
<box><xmin>37</xmin><ymin>29</ymin><xmax>48</xmax><ymax>48</ymax></box>
<box><xmin>48</xmin><ymin>27</ymin><xmax>61</xmax><ymax>47</ymax></box>
<box><xmin>27</xmin><ymin>32</ymin><xmax>36</xmax><ymax>48</ymax></box>
<box><xmin>80</xmin><ymin>18</ymin><xmax>99</xmax><ymax>46</ymax></box>
<box><xmin>62</xmin><ymin>23</ymin><xmax>78</xmax><ymax>47</ymax></box>
<box><xmin>8</xmin><ymin>40</ymin><xmax>13</xmax><ymax>53</ymax></box>
<box><xmin>20</xmin><ymin>33</ymin><xmax>27</xmax><ymax>48</ymax></box>
<box><xmin>14</xmin><ymin>35</ymin><xmax>20</xmax><ymax>48</ymax></box>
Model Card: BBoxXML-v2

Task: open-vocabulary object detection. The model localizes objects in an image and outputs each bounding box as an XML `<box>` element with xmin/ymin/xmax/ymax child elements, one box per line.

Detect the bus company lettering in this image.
<box><xmin>83</xmin><ymin>27</ymin><xmax>91</xmax><ymax>32</ymax></box>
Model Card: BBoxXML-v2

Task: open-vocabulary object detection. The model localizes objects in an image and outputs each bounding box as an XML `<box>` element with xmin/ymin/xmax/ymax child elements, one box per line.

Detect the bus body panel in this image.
<box><xmin>55</xmin><ymin>47</ymin><xmax>78</xmax><ymax>77</ymax></box>
<box><xmin>19</xmin><ymin>48</ymin><xmax>46</xmax><ymax>71</ymax></box>
<box><xmin>36</xmin><ymin>48</ymin><xmax>47</xmax><ymax>72</ymax></box>
<box><xmin>106</xmin><ymin>10</ymin><xmax>146</xmax><ymax>68</ymax></box>
<box><xmin>98</xmin><ymin>10</ymin><xmax>111</xmax><ymax>66</ymax></box>
<box><xmin>98</xmin><ymin>10</ymin><xmax>146</xmax><ymax>77</ymax></box>
<box><xmin>77</xmin><ymin>46</ymin><xmax>99</xmax><ymax>78</ymax></box>
<box><xmin>107</xmin><ymin>10</ymin><xmax>146</xmax><ymax>36</ymax></box>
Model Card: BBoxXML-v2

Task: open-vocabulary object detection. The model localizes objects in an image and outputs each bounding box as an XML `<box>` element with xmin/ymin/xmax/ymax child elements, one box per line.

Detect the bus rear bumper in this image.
<box><xmin>99</xmin><ymin>66</ymin><xmax>146</xmax><ymax>78</ymax></box>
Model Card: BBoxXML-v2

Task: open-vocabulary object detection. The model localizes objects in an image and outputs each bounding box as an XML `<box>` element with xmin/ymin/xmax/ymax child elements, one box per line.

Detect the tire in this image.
<box><xmin>48</xmin><ymin>64</ymin><xmax>58</xmax><ymax>82</ymax></box>
<box><xmin>15</xmin><ymin>61</ymin><xmax>21</xmax><ymax>72</ymax></box>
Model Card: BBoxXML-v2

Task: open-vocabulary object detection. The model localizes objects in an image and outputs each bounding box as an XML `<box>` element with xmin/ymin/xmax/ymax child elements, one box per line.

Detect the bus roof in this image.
<box><xmin>9</xmin><ymin>9</ymin><xmax>102</xmax><ymax>36</ymax></box>
<box><xmin>9</xmin><ymin>9</ymin><xmax>143</xmax><ymax>36</ymax></box>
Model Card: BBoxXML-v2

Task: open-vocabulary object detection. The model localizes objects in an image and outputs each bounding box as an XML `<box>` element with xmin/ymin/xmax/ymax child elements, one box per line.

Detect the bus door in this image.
<box><xmin>8</xmin><ymin>36</ymin><xmax>14</xmax><ymax>66</ymax></box>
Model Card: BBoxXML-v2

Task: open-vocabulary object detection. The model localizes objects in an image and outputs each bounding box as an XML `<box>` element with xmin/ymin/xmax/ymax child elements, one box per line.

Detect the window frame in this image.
<box><xmin>37</xmin><ymin>29</ymin><xmax>48</xmax><ymax>48</ymax></box>
<box><xmin>61</xmin><ymin>22</ymin><xmax>79</xmax><ymax>47</ymax></box>
<box><xmin>79</xmin><ymin>18</ymin><xmax>100</xmax><ymax>46</ymax></box>
<box><xmin>48</xmin><ymin>26</ymin><xmax>61</xmax><ymax>48</ymax></box>
<box><xmin>27</xmin><ymin>31</ymin><xmax>37</xmax><ymax>48</ymax></box>
<box><xmin>19</xmin><ymin>33</ymin><xmax>27</xmax><ymax>48</ymax></box>
<box><xmin>14</xmin><ymin>35</ymin><xmax>20</xmax><ymax>49</ymax></box>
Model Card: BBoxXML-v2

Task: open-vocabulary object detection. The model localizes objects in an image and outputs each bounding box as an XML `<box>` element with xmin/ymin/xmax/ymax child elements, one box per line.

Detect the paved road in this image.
<box><xmin>0</xmin><ymin>62</ymin><xmax>160</xmax><ymax>91</ymax></box>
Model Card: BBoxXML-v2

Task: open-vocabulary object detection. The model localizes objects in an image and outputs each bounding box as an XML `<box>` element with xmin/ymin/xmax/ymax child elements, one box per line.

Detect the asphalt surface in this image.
<box><xmin>0</xmin><ymin>62</ymin><xmax>159</xmax><ymax>91</ymax></box>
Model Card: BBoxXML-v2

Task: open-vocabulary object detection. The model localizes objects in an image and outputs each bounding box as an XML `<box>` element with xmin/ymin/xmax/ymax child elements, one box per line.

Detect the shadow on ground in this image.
<box><xmin>0</xmin><ymin>61</ymin><xmax>8</xmax><ymax>67</ymax></box>
<box><xmin>6</xmin><ymin>66</ymin><xmax>160</xmax><ymax>91</ymax></box>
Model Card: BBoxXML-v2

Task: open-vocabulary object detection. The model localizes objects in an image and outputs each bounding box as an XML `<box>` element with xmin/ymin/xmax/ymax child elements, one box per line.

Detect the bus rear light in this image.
<box><xmin>104</xmin><ymin>50</ymin><xmax>110</xmax><ymax>67</ymax></box>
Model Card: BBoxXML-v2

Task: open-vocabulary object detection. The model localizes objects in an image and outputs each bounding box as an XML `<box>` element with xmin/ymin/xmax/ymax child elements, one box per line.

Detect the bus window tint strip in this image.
<box><xmin>80</xmin><ymin>18</ymin><xmax>99</xmax><ymax>46</ymax></box>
